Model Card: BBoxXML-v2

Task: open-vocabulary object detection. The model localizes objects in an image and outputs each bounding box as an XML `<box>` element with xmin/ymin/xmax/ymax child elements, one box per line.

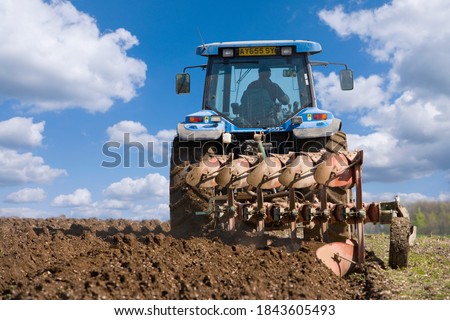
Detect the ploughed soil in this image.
<box><xmin>0</xmin><ymin>218</ymin><xmax>394</xmax><ymax>300</ymax></box>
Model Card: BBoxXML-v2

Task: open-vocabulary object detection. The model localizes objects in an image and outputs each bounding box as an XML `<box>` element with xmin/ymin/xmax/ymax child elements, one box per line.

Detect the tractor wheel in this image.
<box><xmin>389</xmin><ymin>217</ymin><xmax>410</xmax><ymax>269</ymax></box>
<box><xmin>169</xmin><ymin>138</ymin><xmax>211</xmax><ymax>236</ymax></box>
<box><xmin>325</xmin><ymin>131</ymin><xmax>348</xmax><ymax>153</ymax></box>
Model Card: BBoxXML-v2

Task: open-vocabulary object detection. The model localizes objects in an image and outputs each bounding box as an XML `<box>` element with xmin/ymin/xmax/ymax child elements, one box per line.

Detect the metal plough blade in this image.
<box><xmin>316</xmin><ymin>241</ymin><xmax>358</xmax><ymax>277</ymax></box>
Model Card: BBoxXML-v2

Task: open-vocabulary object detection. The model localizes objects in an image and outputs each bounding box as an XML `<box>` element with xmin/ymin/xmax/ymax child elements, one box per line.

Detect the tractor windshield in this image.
<box><xmin>204</xmin><ymin>55</ymin><xmax>313</xmax><ymax>128</ymax></box>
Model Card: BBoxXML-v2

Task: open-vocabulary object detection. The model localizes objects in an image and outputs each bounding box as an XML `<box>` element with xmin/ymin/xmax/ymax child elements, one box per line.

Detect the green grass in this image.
<box><xmin>364</xmin><ymin>234</ymin><xmax>450</xmax><ymax>299</ymax></box>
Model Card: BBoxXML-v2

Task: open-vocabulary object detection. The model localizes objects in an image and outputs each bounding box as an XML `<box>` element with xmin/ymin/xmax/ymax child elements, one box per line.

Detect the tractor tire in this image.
<box><xmin>169</xmin><ymin>138</ymin><xmax>211</xmax><ymax>236</ymax></box>
<box><xmin>325</xmin><ymin>131</ymin><xmax>348</xmax><ymax>153</ymax></box>
<box><xmin>389</xmin><ymin>217</ymin><xmax>410</xmax><ymax>269</ymax></box>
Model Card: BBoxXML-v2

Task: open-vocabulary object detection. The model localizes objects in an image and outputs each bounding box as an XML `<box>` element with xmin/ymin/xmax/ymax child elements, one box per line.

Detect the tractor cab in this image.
<box><xmin>204</xmin><ymin>50</ymin><xmax>312</xmax><ymax>128</ymax></box>
<box><xmin>176</xmin><ymin>40</ymin><xmax>353</xmax><ymax>130</ymax></box>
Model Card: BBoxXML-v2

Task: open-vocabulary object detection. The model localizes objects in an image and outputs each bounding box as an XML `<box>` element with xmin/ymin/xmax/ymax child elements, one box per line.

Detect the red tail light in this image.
<box><xmin>188</xmin><ymin>116</ymin><xmax>203</xmax><ymax>123</ymax></box>
<box><xmin>313</xmin><ymin>113</ymin><xmax>328</xmax><ymax>120</ymax></box>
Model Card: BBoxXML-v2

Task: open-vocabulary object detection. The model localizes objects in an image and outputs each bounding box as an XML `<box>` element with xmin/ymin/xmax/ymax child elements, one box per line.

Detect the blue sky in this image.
<box><xmin>0</xmin><ymin>0</ymin><xmax>449</xmax><ymax>221</ymax></box>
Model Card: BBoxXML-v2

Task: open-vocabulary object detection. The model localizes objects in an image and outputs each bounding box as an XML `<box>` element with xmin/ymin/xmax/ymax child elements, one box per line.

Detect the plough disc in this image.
<box><xmin>279</xmin><ymin>154</ymin><xmax>316</xmax><ymax>188</ymax></box>
<box><xmin>316</xmin><ymin>242</ymin><xmax>358</xmax><ymax>277</ymax></box>
<box><xmin>314</xmin><ymin>153</ymin><xmax>354</xmax><ymax>189</ymax></box>
<box><xmin>215</xmin><ymin>158</ymin><xmax>251</xmax><ymax>189</ymax></box>
<box><xmin>247</xmin><ymin>156</ymin><xmax>282</xmax><ymax>189</ymax></box>
<box><xmin>186</xmin><ymin>157</ymin><xmax>221</xmax><ymax>188</ymax></box>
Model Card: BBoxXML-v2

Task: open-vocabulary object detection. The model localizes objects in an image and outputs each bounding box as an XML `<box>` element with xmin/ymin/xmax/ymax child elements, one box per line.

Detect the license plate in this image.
<box><xmin>238</xmin><ymin>46</ymin><xmax>276</xmax><ymax>56</ymax></box>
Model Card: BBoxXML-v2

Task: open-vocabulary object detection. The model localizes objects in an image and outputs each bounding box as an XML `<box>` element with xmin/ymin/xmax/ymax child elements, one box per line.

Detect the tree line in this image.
<box><xmin>364</xmin><ymin>201</ymin><xmax>450</xmax><ymax>235</ymax></box>
<box><xmin>408</xmin><ymin>201</ymin><xmax>450</xmax><ymax>236</ymax></box>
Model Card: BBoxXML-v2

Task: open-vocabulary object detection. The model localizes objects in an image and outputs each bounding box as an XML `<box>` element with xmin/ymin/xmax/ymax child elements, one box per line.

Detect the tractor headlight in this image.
<box><xmin>281</xmin><ymin>47</ymin><xmax>293</xmax><ymax>56</ymax></box>
<box><xmin>222</xmin><ymin>48</ymin><xmax>234</xmax><ymax>57</ymax></box>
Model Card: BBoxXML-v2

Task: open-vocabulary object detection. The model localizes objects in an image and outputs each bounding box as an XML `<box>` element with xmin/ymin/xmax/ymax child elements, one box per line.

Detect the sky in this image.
<box><xmin>0</xmin><ymin>0</ymin><xmax>449</xmax><ymax>221</ymax></box>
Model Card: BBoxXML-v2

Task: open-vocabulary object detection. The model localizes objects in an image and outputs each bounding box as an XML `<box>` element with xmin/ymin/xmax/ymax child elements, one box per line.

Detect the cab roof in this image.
<box><xmin>196</xmin><ymin>40</ymin><xmax>322</xmax><ymax>56</ymax></box>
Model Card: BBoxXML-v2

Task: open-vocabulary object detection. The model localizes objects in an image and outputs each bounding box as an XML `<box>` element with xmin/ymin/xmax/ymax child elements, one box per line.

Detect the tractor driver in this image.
<box><xmin>245</xmin><ymin>66</ymin><xmax>290</xmax><ymax>106</ymax></box>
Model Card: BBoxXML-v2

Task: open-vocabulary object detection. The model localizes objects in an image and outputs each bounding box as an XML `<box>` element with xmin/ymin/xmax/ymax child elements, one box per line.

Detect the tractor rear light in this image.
<box><xmin>313</xmin><ymin>113</ymin><xmax>328</xmax><ymax>120</ymax></box>
<box><xmin>281</xmin><ymin>47</ymin><xmax>293</xmax><ymax>56</ymax></box>
<box><xmin>222</xmin><ymin>48</ymin><xmax>234</xmax><ymax>57</ymax></box>
<box><xmin>188</xmin><ymin>116</ymin><xmax>203</xmax><ymax>123</ymax></box>
<box><xmin>211</xmin><ymin>115</ymin><xmax>222</xmax><ymax>122</ymax></box>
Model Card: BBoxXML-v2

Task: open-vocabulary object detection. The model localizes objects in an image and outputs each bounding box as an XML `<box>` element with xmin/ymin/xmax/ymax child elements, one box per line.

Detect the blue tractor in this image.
<box><xmin>171</xmin><ymin>40</ymin><xmax>413</xmax><ymax>274</ymax></box>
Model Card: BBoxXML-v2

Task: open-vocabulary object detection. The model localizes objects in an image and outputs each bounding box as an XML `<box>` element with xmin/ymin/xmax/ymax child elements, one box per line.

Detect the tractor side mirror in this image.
<box><xmin>176</xmin><ymin>73</ymin><xmax>190</xmax><ymax>94</ymax></box>
<box><xmin>340</xmin><ymin>69</ymin><xmax>354</xmax><ymax>91</ymax></box>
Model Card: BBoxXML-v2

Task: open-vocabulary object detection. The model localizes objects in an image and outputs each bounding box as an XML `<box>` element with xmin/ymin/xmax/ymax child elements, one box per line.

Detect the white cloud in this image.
<box><xmin>315</xmin><ymin>72</ymin><xmax>388</xmax><ymax>113</ymax></box>
<box><xmin>360</xmin><ymin>91</ymin><xmax>449</xmax><ymax>144</ymax></box>
<box><xmin>106</xmin><ymin>121</ymin><xmax>176</xmax><ymax>148</ymax></box>
<box><xmin>0</xmin><ymin>206</ymin><xmax>48</xmax><ymax>218</ymax></box>
<box><xmin>362</xmin><ymin>191</ymin><xmax>440</xmax><ymax>205</ymax></box>
<box><xmin>0</xmin><ymin>0</ymin><xmax>146</xmax><ymax>112</ymax></box>
<box><xmin>347</xmin><ymin>97</ymin><xmax>450</xmax><ymax>182</ymax></box>
<box><xmin>98</xmin><ymin>199</ymin><xmax>131</xmax><ymax>210</ymax></box>
<box><xmin>54</xmin><ymin>200</ymin><xmax>170</xmax><ymax>221</ymax></box>
<box><xmin>5</xmin><ymin>187</ymin><xmax>46</xmax><ymax>203</ymax></box>
<box><xmin>1</xmin><ymin>173</ymin><xmax>170</xmax><ymax>220</ymax></box>
<box><xmin>104</xmin><ymin>121</ymin><xmax>176</xmax><ymax>167</ymax></box>
<box><xmin>437</xmin><ymin>193</ymin><xmax>450</xmax><ymax>202</ymax></box>
<box><xmin>0</xmin><ymin>117</ymin><xmax>45</xmax><ymax>149</ymax></box>
<box><xmin>103</xmin><ymin>173</ymin><xmax>169</xmax><ymax>200</ymax></box>
<box><xmin>348</xmin><ymin>132</ymin><xmax>397</xmax><ymax>168</ymax></box>
<box><xmin>155</xmin><ymin>129</ymin><xmax>178</xmax><ymax>143</ymax></box>
<box><xmin>318</xmin><ymin>0</ymin><xmax>450</xmax><ymax>183</ymax></box>
<box><xmin>75</xmin><ymin>176</ymin><xmax>170</xmax><ymax>219</ymax></box>
<box><xmin>130</xmin><ymin>203</ymin><xmax>169</xmax><ymax>221</ymax></box>
<box><xmin>319</xmin><ymin>0</ymin><xmax>450</xmax><ymax>96</ymax></box>
<box><xmin>107</xmin><ymin>120</ymin><xmax>148</xmax><ymax>144</ymax></box>
<box><xmin>0</xmin><ymin>147</ymin><xmax>66</xmax><ymax>186</ymax></box>
<box><xmin>319</xmin><ymin>2</ymin><xmax>450</xmax><ymax>59</ymax></box>
<box><xmin>52</xmin><ymin>188</ymin><xmax>92</xmax><ymax>207</ymax></box>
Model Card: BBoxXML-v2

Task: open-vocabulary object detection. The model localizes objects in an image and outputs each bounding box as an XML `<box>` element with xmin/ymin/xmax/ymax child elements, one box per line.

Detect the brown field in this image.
<box><xmin>1</xmin><ymin>217</ymin><xmax>447</xmax><ymax>300</ymax></box>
